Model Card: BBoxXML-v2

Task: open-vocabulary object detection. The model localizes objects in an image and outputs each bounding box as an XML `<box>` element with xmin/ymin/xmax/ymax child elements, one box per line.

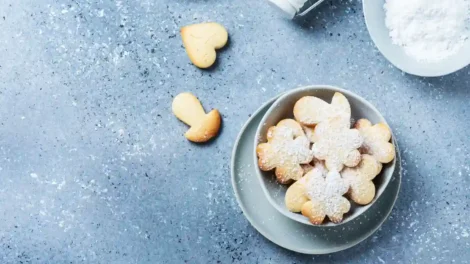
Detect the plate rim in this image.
<box><xmin>230</xmin><ymin>94</ymin><xmax>402</xmax><ymax>254</ymax></box>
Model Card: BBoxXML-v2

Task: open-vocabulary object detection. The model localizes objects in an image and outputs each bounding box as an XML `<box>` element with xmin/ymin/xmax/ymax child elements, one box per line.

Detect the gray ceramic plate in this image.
<box><xmin>363</xmin><ymin>0</ymin><xmax>470</xmax><ymax>77</ymax></box>
<box><xmin>254</xmin><ymin>86</ymin><xmax>396</xmax><ymax>226</ymax></box>
<box><xmin>231</xmin><ymin>95</ymin><xmax>402</xmax><ymax>254</ymax></box>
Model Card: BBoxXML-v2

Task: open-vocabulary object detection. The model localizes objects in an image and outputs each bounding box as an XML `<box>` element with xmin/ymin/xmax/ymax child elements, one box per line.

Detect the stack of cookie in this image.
<box><xmin>256</xmin><ymin>92</ymin><xmax>395</xmax><ymax>225</ymax></box>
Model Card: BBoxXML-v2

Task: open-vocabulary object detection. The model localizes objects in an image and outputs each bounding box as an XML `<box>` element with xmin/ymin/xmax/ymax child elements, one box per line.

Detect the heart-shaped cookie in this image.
<box><xmin>293</xmin><ymin>92</ymin><xmax>351</xmax><ymax>127</ymax></box>
<box><xmin>180</xmin><ymin>22</ymin><xmax>228</xmax><ymax>69</ymax></box>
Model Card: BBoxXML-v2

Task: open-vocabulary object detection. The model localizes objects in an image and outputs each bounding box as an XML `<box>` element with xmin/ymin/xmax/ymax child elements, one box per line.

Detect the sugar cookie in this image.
<box><xmin>342</xmin><ymin>154</ymin><xmax>383</xmax><ymax>205</ymax></box>
<box><xmin>293</xmin><ymin>92</ymin><xmax>351</xmax><ymax>127</ymax></box>
<box><xmin>286</xmin><ymin>159</ymin><xmax>327</xmax><ymax>212</ymax></box>
<box><xmin>256</xmin><ymin>119</ymin><xmax>314</xmax><ymax>184</ymax></box>
<box><xmin>312</xmin><ymin>116</ymin><xmax>363</xmax><ymax>171</ymax></box>
<box><xmin>355</xmin><ymin>119</ymin><xmax>395</xmax><ymax>163</ymax></box>
<box><xmin>301</xmin><ymin>170</ymin><xmax>351</xmax><ymax>224</ymax></box>
<box><xmin>285</xmin><ymin>175</ymin><xmax>310</xmax><ymax>213</ymax></box>
<box><xmin>275</xmin><ymin>119</ymin><xmax>305</xmax><ymax>138</ymax></box>
<box><xmin>180</xmin><ymin>22</ymin><xmax>228</xmax><ymax>68</ymax></box>
<box><xmin>172</xmin><ymin>92</ymin><xmax>221</xmax><ymax>143</ymax></box>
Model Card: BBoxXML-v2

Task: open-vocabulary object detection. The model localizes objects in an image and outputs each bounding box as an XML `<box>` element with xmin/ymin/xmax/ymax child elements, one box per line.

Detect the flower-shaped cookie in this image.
<box><xmin>301</xmin><ymin>170</ymin><xmax>351</xmax><ymax>224</ymax></box>
<box><xmin>257</xmin><ymin>119</ymin><xmax>314</xmax><ymax>184</ymax></box>
<box><xmin>284</xmin><ymin>175</ymin><xmax>310</xmax><ymax>213</ymax></box>
<box><xmin>285</xmin><ymin>159</ymin><xmax>327</xmax><ymax>212</ymax></box>
<box><xmin>312</xmin><ymin>116</ymin><xmax>363</xmax><ymax>171</ymax></box>
<box><xmin>294</xmin><ymin>92</ymin><xmax>351</xmax><ymax>127</ymax></box>
<box><xmin>355</xmin><ymin>119</ymin><xmax>395</xmax><ymax>163</ymax></box>
<box><xmin>342</xmin><ymin>154</ymin><xmax>383</xmax><ymax>205</ymax></box>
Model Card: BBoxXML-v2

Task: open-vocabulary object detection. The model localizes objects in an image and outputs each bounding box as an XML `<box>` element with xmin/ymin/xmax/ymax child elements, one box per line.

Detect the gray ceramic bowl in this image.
<box><xmin>254</xmin><ymin>85</ymin><xmax>396</xmax><ymax>226</ymax></box>
<box><xmin>363</xmin><ymin>0</ymin><xmax>470</xmax><ymax>77</ymax></box>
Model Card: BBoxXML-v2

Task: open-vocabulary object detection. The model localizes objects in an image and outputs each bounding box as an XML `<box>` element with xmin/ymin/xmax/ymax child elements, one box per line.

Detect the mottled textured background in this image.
<box><xmin>0</xmin><ymin>0</ymin><xmax>469</xmax><ymax>263</ymax></box>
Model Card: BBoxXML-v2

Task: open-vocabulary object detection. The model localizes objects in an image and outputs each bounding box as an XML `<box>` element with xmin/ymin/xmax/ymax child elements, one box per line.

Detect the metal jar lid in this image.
<box><xmin>268</xmin><ymin>0</ymin><xmax>326</xmax><ymax>19</ymax></box>
<box><xmin>267</xmin><ymin>0</ymin><xmax>298</xmax><ymax>19</ymax></box>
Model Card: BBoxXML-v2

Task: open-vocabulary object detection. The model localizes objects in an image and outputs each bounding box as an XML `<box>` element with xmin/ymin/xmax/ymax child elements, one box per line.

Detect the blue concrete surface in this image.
<box><xmin>0</xmin><ymin>0</ymin><xmax>469</xmax><ymax>263</ymax></box>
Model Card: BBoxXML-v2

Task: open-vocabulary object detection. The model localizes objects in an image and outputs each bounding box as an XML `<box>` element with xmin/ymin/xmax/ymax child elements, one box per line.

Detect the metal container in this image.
<box><xmin>268</xmin><ymin>0</ymin><xmax>326</xmax><ymax>19</ymax></box>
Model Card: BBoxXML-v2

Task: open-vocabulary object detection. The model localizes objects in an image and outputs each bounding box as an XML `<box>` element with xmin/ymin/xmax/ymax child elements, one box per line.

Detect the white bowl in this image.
<box><xmin>363</xmin><ymin>0</ymin><xmax>470</xmax><ymax>77</ymax></box>
<box><xmin>254</xmin><ymin>86</ymin><xmax>396</xmax><ymax>226</ymax></box>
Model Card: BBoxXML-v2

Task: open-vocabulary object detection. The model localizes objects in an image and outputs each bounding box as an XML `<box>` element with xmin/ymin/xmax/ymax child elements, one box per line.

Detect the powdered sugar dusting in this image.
<box><xmin>384</xmin><ymin>0</ymin><xmax>470</xmax><ymax>62</ymax></box>
<box><xmin>257</xmin><ymin>124</ymin><xmax>314</xmax><ymax>182</ymax></box>
<box><xmin>312</xmin><ymin>117</ymin><xmax>363</xmax><ymax>171</ymax></box>
<box><xmin>304</xmin><ymin>170</ymin><xmax>351</xmax><ymax>220</ymax></box>
<box><xmin>270</xmin><ymin>126</ymin><xmax>313</xmax><ymax>165</ymax></box>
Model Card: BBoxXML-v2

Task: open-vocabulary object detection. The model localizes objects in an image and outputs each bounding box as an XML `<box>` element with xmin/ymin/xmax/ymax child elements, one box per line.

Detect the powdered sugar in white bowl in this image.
<box><xmin>363</xmin><ymin>0</ymin><xmax>470</xmax><ymax>77</ymax></box>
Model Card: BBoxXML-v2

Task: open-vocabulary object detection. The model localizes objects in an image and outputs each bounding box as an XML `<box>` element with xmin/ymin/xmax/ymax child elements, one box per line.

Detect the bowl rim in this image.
<box><xmin>253</xmin><ymin>85</ymin><xmax>397</xmax><ymax>226</ymax></box>
<box><xmin>362</xmin><ymin>0</ymin><xmax>470</xmax><ymax>77</ymax></box>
